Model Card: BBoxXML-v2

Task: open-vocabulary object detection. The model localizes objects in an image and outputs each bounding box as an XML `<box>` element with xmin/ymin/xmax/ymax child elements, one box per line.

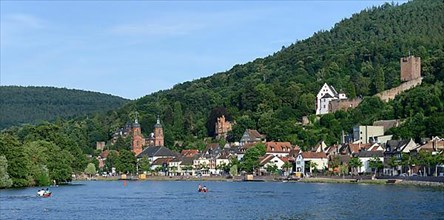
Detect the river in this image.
<box><xmin>1</xmin><ymin>181</ymin><xmax>443</xmax><ymax>219</ymax></box>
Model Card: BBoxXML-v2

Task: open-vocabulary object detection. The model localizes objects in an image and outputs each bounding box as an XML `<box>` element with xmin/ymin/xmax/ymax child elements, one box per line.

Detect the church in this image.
<box><xmin>130</xmin><ymin>115</ymin><xmax>164</xmax><ymax>156</ymax></box>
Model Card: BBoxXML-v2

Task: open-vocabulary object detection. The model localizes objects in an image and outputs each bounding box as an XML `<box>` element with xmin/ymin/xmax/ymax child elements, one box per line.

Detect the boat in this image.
<box><xmin>37</xmin><ymin>190</ymin><xmax>52</xmax><ymax>198</ymax></box>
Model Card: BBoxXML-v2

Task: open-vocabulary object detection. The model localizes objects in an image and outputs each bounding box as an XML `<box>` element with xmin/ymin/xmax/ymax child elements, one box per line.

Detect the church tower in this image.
<box><xmin>131</xmin><ymin>113</ymin><xmax>143</xmax><ymax>155</ymax></box>
<box><xmin>154</xmin><ymin>115</ymin><xmax>164</xmax><ymax>147</ymax></box>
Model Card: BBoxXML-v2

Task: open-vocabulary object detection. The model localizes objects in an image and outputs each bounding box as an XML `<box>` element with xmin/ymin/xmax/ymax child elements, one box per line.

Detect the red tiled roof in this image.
<box><xmin>152</xmin><ymin>158</ymin><xmax>173</xmax><ymax>165</ymax></box>
<box><xmin>302</xmin><ymin>152</ymin><xmax>327</xmax><ymax>159</ymax></box>
<box><xmin>181</xmin><ymin>149</ymin><xmax>199</xmax><ymax>157</ymax></box>
<box><xmin>100</xmin><ymin>150</ymin><xmax>119</xmax><ymax>158</ymax></box>
<box><xmin>280</xmin><ymin>157</ymin><xmax>290</xmax><ymax>163</ymax></box>
<box><xmin>265</xmin><ymin>142</ymin><xmax>293</xmax><ymax>153</ymax></box>
<box><xmin>247</xmin><ymin>129</ymin><xmax>265</xmax><ymax>139</ymax></box>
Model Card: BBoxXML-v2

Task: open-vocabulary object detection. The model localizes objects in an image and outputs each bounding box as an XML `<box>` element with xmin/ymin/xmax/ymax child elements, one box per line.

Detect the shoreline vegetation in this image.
<box><xmin>72</xmin><ymin>176</ymin><xmax>444</xmax><ymax>188</ymax></box>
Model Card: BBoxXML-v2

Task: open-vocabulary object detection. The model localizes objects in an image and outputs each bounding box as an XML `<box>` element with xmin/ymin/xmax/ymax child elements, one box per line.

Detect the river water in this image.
<box><xmin>1</xmin><ymin>181</ymin><xmax>443</xmax><ymax>219</ymax></box>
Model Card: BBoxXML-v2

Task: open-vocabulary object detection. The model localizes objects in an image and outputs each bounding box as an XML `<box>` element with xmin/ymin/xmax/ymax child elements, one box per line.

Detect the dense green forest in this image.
<box><xmin>0</xmin><ymin>86</ymin><xmax>129</xmax><ymax>130</ymax></box>
<box><xmin>112</xmin><ymin>0</ymin><xmax>444</xmax><ymax>146</ymax></box>
<box><xmin>1</xmin><ymin>0</ymin><xmax>444</xmax><ymax>188</ymax></box>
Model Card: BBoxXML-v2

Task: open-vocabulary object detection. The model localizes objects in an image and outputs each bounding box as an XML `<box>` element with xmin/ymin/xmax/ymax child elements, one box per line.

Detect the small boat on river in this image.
<box><xmin>37</xmin><ymin>189</ymin><xmax>52</xmax><ymax>198</ymax></box>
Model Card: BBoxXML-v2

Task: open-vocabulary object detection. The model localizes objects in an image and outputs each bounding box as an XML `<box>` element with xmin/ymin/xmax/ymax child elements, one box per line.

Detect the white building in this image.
<box><xmin>357</xmin><ymin>151</ymin><xmax>384</xmax><ymax>173</ymax></box>
<box><xmin>316</xmin><ymin>83</ymin><xmax>347</xmax><ymax>115</ymax></box>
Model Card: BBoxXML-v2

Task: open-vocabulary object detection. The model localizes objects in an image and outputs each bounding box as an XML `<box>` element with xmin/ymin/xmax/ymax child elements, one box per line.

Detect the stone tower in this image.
<box><xmin>131</xmin><ymin>116</ymin><xmax>143</xmax><ymax>156</ymax></box>
<box><xmin>400</xmin><ymin>55</ymin><xmax>421</xmax><ymax>82</ymax></box>
<box><xmin>215</xmin><ymin>115</ymin><xmax>232</xmax><ymax>139</ymax></box>
<box><xmin>154</xmin><ymin>115</ymin><xmax>164</xmax><ymax>147</ymax></box>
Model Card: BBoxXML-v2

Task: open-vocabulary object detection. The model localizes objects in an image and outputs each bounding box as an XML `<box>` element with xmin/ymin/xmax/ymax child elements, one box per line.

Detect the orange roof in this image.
<box><xmin>280</xmin><ymin>157</ymin><xmax>290</xmax><ymax>163</ymax></box>
<box><xmin>181</xmin><ymin>149</ymin><xmax>199</xmax><ymax>157</ymax></box>
<box><xmin>152</xmin><ymin>158</ymin><xmax>173</xmax><ymax>165</ymax></box>
<box><xmin>301</xmin><ymin>152</ymin><xmax>327</xmax><ymax>159</ymax></box>
<box><xmin>265</xmin><ymin>142</ymin><xmax>293</xmax><ymax>153</ymax></box>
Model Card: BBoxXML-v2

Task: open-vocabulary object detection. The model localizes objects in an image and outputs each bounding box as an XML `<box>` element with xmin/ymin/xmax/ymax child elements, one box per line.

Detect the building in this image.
<box><xmin>154</xmin><ymin>116</ymin><xmax>164</xmax><ymax>147</ymax></box>
<box><xmin>96</xmin><ymin>141</ymin><xmax>106</xmax><ymax>151</ymax></box>
<box><xmin>265</xmin><ymin>142</ymin><xmax>293</xmax><ymax>157</ymax></box>
<box><xmin>131</xmin><ymin>118</ymin><xmax>144</xmax><ymax>156</ymax></box>
<box><xmin>240</xmin><ymin>129</ymin><xmax>266</xmax><ymax>146</ymax></box>
<box><xmin>400</xmin><ymin>55</ymin><xmax>421</xmax><ymax>82</ymax></box>
<box><xmin>215</xmin><ymin>115</ymin><xmax>233</xmax><ymax>139</ymax></box>
<box><xmin>353</xmin><ymin>125</ymin><xmax>384</xmax><ymax>144</ymax></box>
<box><xmin>136</xmin><ymin>146</ymin><xmax>176</xmax><ymax>163</ymax></box>
<box><xmin>357</xmin><ymin>151</ymin><xmax>384</xmax><ymax>173</ymax></box>
<box><xmin>294</xmin><ymin>152</ymin><xmax>328</xmax><ymax>176</ymax></box>
<box><xmin>316</xmin><ymin>83</ymin><xmax>347</xmax><ymax>115</ymax></box>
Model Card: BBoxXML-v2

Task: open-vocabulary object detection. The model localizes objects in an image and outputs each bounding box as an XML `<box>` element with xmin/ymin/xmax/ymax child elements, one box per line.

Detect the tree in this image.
<box><xmin>0</xmin><ymin>156</ymin><xmax>13</xmax><ymax>188</ymax></box>
<box><xmin>266</xmin><ymin>164</ymin><xmax>278</xmax><ymax>175</ymax></box>
<box><xmin>369</xmin><ymin>156</ymin><xmax>383</xmax><ymax>175</ymax></box>
<box><xmin>84</xmin><ymin>163</ymin><xmax>97</xmax><ymax>178</ymax></box>
<box><xmin>229</xmin><ymin>165</ymin><xmax>238</xmax><ymax>176</ymax></box>
<box><xmin>349</xmin><ymin>157</ymin><xmax>363</xmax><ymax>175</ymax></box>
<box><xmin>282</xmin><ymin>162</ymin><xmax>293</xmax><ymax>176</ymax></box>
<box><xmin>0</xmin><ymin>134</ymin><xmax>32</xmax><ymax>187</ymax></box>
<box><xmin>240</xmin><ymin>143</ymin><xmax>266</xmax><ymax>173</ymax></box>
<box><xmin>309</xmin><ymin>161</ymin><xmax>318</xmax><ymax>175</ymax></box>
<box><xmin>116</xmin><ymin>150</ymin><xmax>136</xmax><ymax>174</ymax></box>
<box><xmin>138</xmin><ymin>156</ymin><xmax>151</xmax><ymax>174</ymax></box>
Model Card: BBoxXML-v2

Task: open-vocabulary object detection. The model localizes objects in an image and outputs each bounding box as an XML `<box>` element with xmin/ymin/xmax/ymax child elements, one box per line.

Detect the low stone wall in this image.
<box><xmin>375</xmin><ymin>78</ymin><xmax>422</xmax><ymax>102</ymax></box>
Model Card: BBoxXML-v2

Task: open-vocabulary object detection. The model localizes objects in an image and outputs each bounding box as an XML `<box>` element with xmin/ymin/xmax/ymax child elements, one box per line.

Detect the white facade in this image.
<box><xmin>358</xmin><ymin>156</ymin><xmax>384</xmax><ymax>173</ymax></box>
<box><xmin>316</xmin><ymin>83</ymin><xmax>347</xmax><ymax>115</ymax></box>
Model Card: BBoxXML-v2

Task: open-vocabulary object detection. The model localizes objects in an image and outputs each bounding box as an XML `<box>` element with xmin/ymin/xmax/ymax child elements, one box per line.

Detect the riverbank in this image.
<box><xmin>298</xmin><ymin>177</ymin><xmax>444</xmax><ymax>188</ymax></box>
<box><xmin>72</xmin><ymin>175</ymin><xmax>444</xmax><ymax>188</ymax></box>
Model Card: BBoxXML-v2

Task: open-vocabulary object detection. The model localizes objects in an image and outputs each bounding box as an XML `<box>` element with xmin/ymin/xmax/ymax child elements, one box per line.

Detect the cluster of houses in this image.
<box><xmin>93</xmin><ymin>56</ymin><xmax>444</xmax><ymax>178</ymax></box>
<box><xmin>96</xmin><ymin>116</ymin><xmax>444</xmax><ymax>177</ymax></box>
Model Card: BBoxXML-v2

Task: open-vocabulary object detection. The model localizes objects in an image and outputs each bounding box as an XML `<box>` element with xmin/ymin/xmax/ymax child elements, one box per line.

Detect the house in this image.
<box><xmin>193</xmin><ymin>156</ymin><xmax>213</xmax><ymax>176</ymax></box>
<box><xmin>356</xmin><ymin>151</ymin><xmax>384</xmax><ymax>173</ymax></box>
<box><xmin>151</xmin><ymin>158</ymin><xmax>173</xmax><ymax>175</ymax></box>
<box><xmin>295</xmin><ymin>152</ymin><xmax>328</xmax><ymax>175</ymax></box>
<box><xmin>202</xmin><ymin>143</ymin><xmax>222</xmax><ymax>159</ymax></box>
<box><xmin>367</xmin><ymin>143</ymin><xmax>384</xmax><ymax>152</ymax></box>
<box><xmin>265</xmin><ymin>142</ymin><xmax>293</xmax><ymax>157</ymax></box>
<box><xmin>168</xmin><ymin>157</ymin><xmax>182</xmax><ymax>176</ymax></box>
<box><xmin>316</xmin><ymin>83</ymin><xmax>347</xmax><ymax>115</ymax></box>
<box><xmin>373</xmin><ymin>119</ymin><xmax>401</xmax><ymax>132</ymax></box>
<box><xmin>258</xmin><ymin>155</ymin><xmax>286</xmax><ymax>175</ymax></box>
<box><xmin>340</xmin><ymin>143</ymin><xmax>371</xmax><ymax>155</ymax></box>
<box><xmin>417</xmin><ymin>137</ymin><xmax>444</xmax><ymax>153</ymax></box>
<box><xmin>137</xmin><ymin>146</ymin><xmax>177</xmax><ymax>163</ymax></box>
<box><xmin>234</xmin><ymin>143</ymin><xmax>255</xmax><ymax>161</ymax></box>
<box><xmin>384</xmin><ymin>139</ymin><xmax>417</xmax><ymax>176</ymax></box>
<box><xmin>312</xmin><ymin>141</ymin><xmax>327</xmax><ymax>153</ymax></box>
<box><xmin>181</xmin><ymin>149</ymin><xmax>199</xmax><ymax>157</ymax></box>
<box><xmin>353</xmin><ymin>125</ymin><xmax>384</xmax><ymax>144</ymax></box>
<box><xmin>240</xmin><ymin>129</ymin><xmax>266</xmax><ymax>146</ymax></box>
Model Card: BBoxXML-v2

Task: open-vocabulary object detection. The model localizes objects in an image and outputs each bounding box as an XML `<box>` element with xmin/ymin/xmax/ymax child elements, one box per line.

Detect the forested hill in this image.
<box><xmin>0</xmin><ymin>86</ymin><xmax>129</xmax><ymax>129</ymax></box>
<box><xmin>103</xmin><ymin>0</ymin><xmax>443</xmax><ymax>147</ymax></box>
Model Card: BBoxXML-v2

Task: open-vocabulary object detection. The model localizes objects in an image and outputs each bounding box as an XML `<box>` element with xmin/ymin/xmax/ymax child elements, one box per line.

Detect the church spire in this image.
<box><xmin>134</xmin><ymin>111</ymin><xmax>139</xmax><ymax>124</ymax></box>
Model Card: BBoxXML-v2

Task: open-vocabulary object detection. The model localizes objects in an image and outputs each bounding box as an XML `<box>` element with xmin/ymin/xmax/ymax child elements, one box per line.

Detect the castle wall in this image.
<box><xmin>375</xmin><ymin>77</ymin><xmax>422</xmax><ymax>102</ymax></box>
<box><xmin>329</xmin><ymin>98</ymin><xmax>362</xmax><ymax>113</ymax></box>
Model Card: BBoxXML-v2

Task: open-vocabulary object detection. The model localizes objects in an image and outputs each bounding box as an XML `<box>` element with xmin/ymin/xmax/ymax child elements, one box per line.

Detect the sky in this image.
<box><xmin>0</xmin><ymin>1</ymin><xmax>406</xmax><ymax>100</ymax></box>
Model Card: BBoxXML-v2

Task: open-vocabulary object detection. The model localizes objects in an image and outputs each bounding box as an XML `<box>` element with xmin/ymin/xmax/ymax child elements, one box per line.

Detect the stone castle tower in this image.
<box><xmin>154</xmin><ymin>115</ymin><xmax>164</xmax><ymax>146</ymax></box>
<box><xmin>400</xmin><ymin>55</ymin><xmax>421</xmax><ymax>82</ymax></box>
<box><xmin>131</xmin><ymin>116</ymin><xmax>143</xmax><ymax>155</ymax></box>
<box><xmin>215</xmin><ymin>115</ymin><xmax>232</xmax><ymax>139</ymax></box>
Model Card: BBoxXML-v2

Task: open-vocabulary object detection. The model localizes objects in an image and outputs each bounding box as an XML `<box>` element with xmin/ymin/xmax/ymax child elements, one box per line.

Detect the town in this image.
<box><xmin>93</xmin><ymin>56</ymin><xmax>443</xmax><ymax>181</ymax></box>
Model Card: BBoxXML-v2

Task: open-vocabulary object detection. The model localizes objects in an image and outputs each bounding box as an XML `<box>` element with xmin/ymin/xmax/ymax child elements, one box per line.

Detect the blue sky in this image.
<box><xmin>1</xmin><ymin>1</ymin><xmax>406</xmax><ymax>99</ymax></box>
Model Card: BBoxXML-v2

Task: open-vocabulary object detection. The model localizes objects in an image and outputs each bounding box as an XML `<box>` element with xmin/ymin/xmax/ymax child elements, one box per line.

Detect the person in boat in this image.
<box><xmin>202</xmin><ymin>186</ymin><xmax>208</xmax><ymax>192</ymax></box>
<box><xmin>37</xmin><ymin>189</ymin><xmax>45</xmax><ymax>196</ymax></box>
<box><xmin>45</xmin><ymin>188</ymin><xmax>50</xmax><ymax>194</ymax></box>
<box><xmin>198</xmin><ymin>184</ymin><xmax>202</xmax><ymax>192</ymax></box>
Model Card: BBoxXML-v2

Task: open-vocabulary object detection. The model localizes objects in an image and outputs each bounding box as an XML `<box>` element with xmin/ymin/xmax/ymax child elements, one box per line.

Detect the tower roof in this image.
<box><xmin>154</xmin><ymin>115</ymin><xmax>162</xmax><ymax>128</ymax></box>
